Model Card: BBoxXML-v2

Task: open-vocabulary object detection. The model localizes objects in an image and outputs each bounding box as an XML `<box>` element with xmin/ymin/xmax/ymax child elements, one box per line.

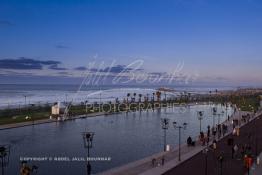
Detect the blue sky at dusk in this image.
<box><xmin>0</xmin><ymin>0</ymin><xmax>262</xmax><ymax>85</ymax></box>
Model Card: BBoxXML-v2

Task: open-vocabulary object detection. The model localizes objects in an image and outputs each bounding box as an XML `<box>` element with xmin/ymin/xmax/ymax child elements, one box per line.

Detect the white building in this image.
<box><xmin>51</xmin><ymin>102</ymin><xmax>66</xmax><ymax>115</ymax></box>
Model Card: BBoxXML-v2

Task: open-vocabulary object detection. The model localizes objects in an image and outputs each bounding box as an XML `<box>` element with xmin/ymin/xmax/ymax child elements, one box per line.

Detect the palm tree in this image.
<box><xmin>139</xmin><ymin>94</ymin><xmax>142</xmax><ymax>102</ymax></box>
<box><xmin>152</xmin><ymin>93</ymin><xmax>155</xmax><ymax>102</ymax></box>
<box><xmin>156</xmin><ymin>91</ymin><xmax>161</xmax><ymax>102</ymax></box>
<box><xmin>179</xmin><ymin>92</ymin><xmax>183</xmax><ymax>103</ymax></box>
<box><xmin>188</xmin><ymin>93</ymin><xmax>191</xmax><ymax>102</ymax></box>
<box><xmin>209</xmin><ymin>91</ymin><xmax>212</xmax><ymax>104</ymax></box>
<box><xmin>133</xmin><ymin>93</ymin><xmax>137</xmax><ymax>102</ymax></box>
<box><xmin>127</xmin><ymin>93</ymin><xmax>130</xmax><ymax>103</ymax></box>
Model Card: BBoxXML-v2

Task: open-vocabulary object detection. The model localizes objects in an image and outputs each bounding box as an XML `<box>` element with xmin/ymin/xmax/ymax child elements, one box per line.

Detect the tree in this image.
<box><xmin>133</xmin><ymin>93</ymin><xmax>137</xmax><ymax>102</ymax></box>
<box><xmin>152</xmin><ymin>93</ymin><xmax>155</xmax><ymax>102</ymax></box>
<box><xmin>156</xmin><ymin>91</ymin><xmax>161</xmax><ymax>102</ymax></box>
<box><xmin>139</xmin><ymin>94</ymin><xmax>142</xmax><ymax>102</ymax></box>
<box><xmin>127</xmin><ymin>93</ymin><xmax>130</xmax><ymax>103</ymax></box>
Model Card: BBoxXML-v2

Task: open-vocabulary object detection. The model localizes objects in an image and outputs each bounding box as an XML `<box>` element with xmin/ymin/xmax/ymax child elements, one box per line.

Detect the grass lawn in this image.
<box><xmin>0</xmin><ymin>94</ymin><xmax>260</xmax><ymax>126</ymax></box>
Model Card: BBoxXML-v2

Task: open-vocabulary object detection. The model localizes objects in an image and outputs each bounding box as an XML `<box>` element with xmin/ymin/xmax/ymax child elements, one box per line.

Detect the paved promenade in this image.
<box><xmin>165</xmin><ymin>111</ymin><xmax>262</xmax><ymax>175</ymax></box>
<box><xmin>100</xmin><ymin>109</ymin><xmax>260</xmax><ymax>175</ymax></box>
<box><xmin>247</xmin><ymin>152</ymin><xmax>262</xmax><ymax>175</ymax></box>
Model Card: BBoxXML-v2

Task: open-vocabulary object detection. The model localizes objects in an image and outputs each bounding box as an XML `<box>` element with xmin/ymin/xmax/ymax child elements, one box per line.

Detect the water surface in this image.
<box><xmin>0</xmin><ymin>104</ymin><xmax>233</xmax><ymax>175</ymax></box>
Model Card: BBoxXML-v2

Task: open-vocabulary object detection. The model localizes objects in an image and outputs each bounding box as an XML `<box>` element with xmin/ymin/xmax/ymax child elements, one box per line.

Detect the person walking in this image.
<box><xmin>161</xmin><ymin>156</ymin><xmax>165</xmax><ymax>166</ymax></box>
<box><xmin>207</xmin><ymin>125</ymin><xmax>210</xmax><ymax>138</ymax></box>
<box><xmin>213</xmin><ymin>140</ymin><xmax>217</xmax><ymax>150</ymax></box>
<box><xmin>152</xmin><ymin>158</ymin><xmax>156</xmax><ymax>167</ymax></box>
<box><xmin>233</xmin><ymin>144</ymin><xmax>238</xmax><ymax>158</ymax></box>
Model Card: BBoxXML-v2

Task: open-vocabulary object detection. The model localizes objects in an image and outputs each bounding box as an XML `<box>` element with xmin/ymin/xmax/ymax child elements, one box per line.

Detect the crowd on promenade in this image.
<box><xmin>164</xmin><ymin>108</ymin><xmax>262</xmax><ymax>175</ymax></box>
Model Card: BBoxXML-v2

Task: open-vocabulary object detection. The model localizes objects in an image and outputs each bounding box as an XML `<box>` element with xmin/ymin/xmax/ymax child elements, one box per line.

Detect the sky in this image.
<box><xmin>0</xmin><ymin>0</ymin><xmax>262</xmax><ymax>86</ymax></box>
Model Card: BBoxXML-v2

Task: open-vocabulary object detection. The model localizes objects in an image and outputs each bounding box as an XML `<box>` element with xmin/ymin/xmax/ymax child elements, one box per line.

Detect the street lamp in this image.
<box><xmin>212</xmin><ymin>107</ymin><xmax>217</xmax><ymax>128</ymax></box>
<box><xmin>217</xmin><ymin>155</ymin><xmax>224</xmax><ymax>175</ymax></box>
<box><xmin>85</xmin><ymin>101</ymin><xmax>89</xmax><ymax>114</ymax></box>
<box><xmin>24</xmin><ymin>95</ymin><xmax>27</xmax><ymax>108</ymax></box>
<box><xmin>0</xmin><ymin>145</ymin><xmax>10</xmax><ymax>175</ymax></box>
<box><xmin>255</xmin><ymin>117</ymin><xmax>260</xmax><ymax>164</ymax></box>
<box><xmin>161</xmin><ymin>118</ymin><xmax>170</xmax><ymax>152</ymax></box>
<box><xmin>214</xmin><ymin>112</ymin><xmax>223</xmax><ymax>139</ymax></box>
<box><xmin>217</xmin><ymin>113</ymin><xmax>222</xmax><ymax>126</ymax></box>
<box><xmin>202</xmin><ymin>147</ymin><xmax>209</xmax><ymax>175</ymax></box>
<box><xmin>82</xmin><ymin>132</ymin><xmax>95</xmax><ymax>175</ymax></box>
<box><xmin>197</xmin><ymin>111</ymin><xmax>204</xmax><ymax>133</ymax></box>
<box><xmin>65</xmin><ymin>94</ymin><xmax>68</xmax><ymax>104</ymax></box>
<box><xmin>173</xmin><ymin>121</ymin><xmax>187</xmax><ymax>161</ymax></box>
<box><xmin>225</xmin><ymin>103</ymin><xmax>228</xmax><ymax>121</ymax></box>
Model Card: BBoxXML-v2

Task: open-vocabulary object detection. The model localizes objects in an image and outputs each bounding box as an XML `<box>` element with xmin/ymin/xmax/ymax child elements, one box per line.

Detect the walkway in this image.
<box><xmin>165</xmin><ymin>110</ymin><xmax>262</xmax><ymax>175</ymax></box>
<box><xmin>246</xmin><ymin>152</ymin><xmax>262</xmax><ymax>175</ymax></box>
<box><xmin>99</xmin><ymin>109</ymin><xmax>260</xmax><ymax>175</ymax></box>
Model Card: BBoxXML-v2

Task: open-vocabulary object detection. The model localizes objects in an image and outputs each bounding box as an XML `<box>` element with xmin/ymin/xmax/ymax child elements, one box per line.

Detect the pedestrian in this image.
<box><xmin>240</xmin><ymin>145</ymin><xmax>245</xmax><ymax>158</ymax></box>
<box><xmin>187</xmin><ymin>136</ymin><xmax>193</xmax><ymax>146</ymax></box>
<box><xmin>236</xmin><ymin>127</ymin><xmax>240</xmax><ymax>136</ymax></box>
<box><xmin>234</xmin><ymin>144</ymin><xmax>238</xmax><ymax>158</ymax></box>
<box><xmin>222</xmin><ymin>124</ymin><xmax>225</xmax><ymax>136</ymax></box>
<box><xmin>233</xmin><ymin>128</ymin><xmax>237</xmax><ymax>135</ymax></box>
<box><xmin>212</xmin><ymin>127</ymin><xmax>216</xmax><ymax>139</ymax></box>
<box><xmin>207</xmin><ymin>125</ymin><xmax>210</xmax><ymax>138</ymax></box>
<box><xmin>161</xmin><ymin>156</ymin><xmax>165</xmax><ymax>166</ymax></box>
<box><xmin>232</xmin><ymin>146</ymin><xmax>235</xmax><ymax>159</ymax></box>
<box><xmin>213</xmin><ymin>140</ymin><xmax>217</xmax><ymax>150</ymax></box>
<box><xmin>152</xmin><ymin>158</ymin><xmax>156</xmax><ymax>167</ymax></box>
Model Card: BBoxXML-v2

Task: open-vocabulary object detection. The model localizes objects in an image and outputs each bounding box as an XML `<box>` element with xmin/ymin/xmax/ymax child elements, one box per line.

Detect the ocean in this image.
<box><xmin>0</xmin><ymin>84</ymin><xmax>236</xmax><ymax>109</ymax></box>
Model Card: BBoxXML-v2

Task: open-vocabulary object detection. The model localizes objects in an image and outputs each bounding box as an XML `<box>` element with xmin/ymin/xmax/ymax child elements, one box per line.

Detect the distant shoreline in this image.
<box><xmin>0</xmin><ymin>87</ymin><xmax>261</xmax><ymax>130</ymax></box>
<box><xmin>0</xmin><ymin>102</ymin><xmax>214</xmax><ymax>130</ymax></box>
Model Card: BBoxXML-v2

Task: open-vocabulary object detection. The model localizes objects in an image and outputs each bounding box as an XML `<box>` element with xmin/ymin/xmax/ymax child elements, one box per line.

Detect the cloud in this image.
<box><xmin>48</xmin><ymin>64</ymin><xmax>67</xmax><ymax>70</ymax></box>
<box><xmin>0</xmin><ymin>20</ymin><xmax>13</xmax><ymax>27</ymax></box>
<box><xmin>149</xmin><ymin>72</ymin><xmax>166</xmax><ymax>76</ymax></box>
<box><xmin>0</xmin><ymin>57</ymin><xmax>61</xmax><ymax>70</ymax></box>
<box><xmin>55</xmin><ymin>44</ymin><xmax>69</xmax><ymax>49</ymax></box>
<box><xmin>74</xmin><ymin>66</ymin><xmax>87</xmax><ymax>71</ymax></box>
<box><xmin>90</xmin><ymin>65</ymin><xmax>136</xmax><ymax>73</ymax></box>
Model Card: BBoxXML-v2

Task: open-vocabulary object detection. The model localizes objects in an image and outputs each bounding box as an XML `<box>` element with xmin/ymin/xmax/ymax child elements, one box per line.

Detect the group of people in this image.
<box><xmin>197</xmin><ymin>123</ymin><xmax>229</xmax><ymax>147</ymax></box>
<box><xmin>151</xmin><ymin>156</ymin><xmax>165</xmax><ymax>167</ymax></box>
<box><xmin>187</xmin><ymin>136</ymin><xmax>195</xmax><ymax>146</ymax></box>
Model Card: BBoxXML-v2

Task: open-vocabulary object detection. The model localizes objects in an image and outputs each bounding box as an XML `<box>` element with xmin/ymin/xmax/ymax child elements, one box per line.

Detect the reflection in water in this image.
<box><xmin>0</xmin><ymin>104</ymin><xmax>233</xmax><ymax>175</ymax></box>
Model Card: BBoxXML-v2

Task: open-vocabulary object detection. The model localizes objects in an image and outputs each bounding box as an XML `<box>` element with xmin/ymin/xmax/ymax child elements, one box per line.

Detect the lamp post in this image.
<box><xmin>218</xmin><ymin>155</ymin><xmax>224</xmax><ymax>175</ymax></box>
<box><xmin>0</xmin><ymin>145</ymin><xmax>10</xmax><ymax>175</ymax></box>
<box><xmin>161</xmin><ymin>118</ymin><xmax>169</xmax><ymax>152</ymax></box>
<box><xmin>209</xmin><ymin>91</ymin><xmax>212</xmax><ymax>105</ymax></box>
<box><xmin>225</xmin><ymin>103</ymin><xmax>228</xmax><ymax>121</ymax></box>
<box><xmin>202</xmin><ymin>147</ymin><xmax>209</xmax><ymax>175</ymax></box>
<box><xmin>99</xmin><ymin>90</ymin><xmax>102</xmax><ymax>106</ymax></box>
<box><xmin>173</xmin><ymin>121</ymin><xmax>187</xmax><ymax>161</ymax></box>
<box><xmin>238</xmin><ymin>108</ymin><xmax>241</xmax><ymax>126</ymax></box>
<box><xmin>65</xmin><ymin>94</ymin><xmax>68</xmax><ymax>105</ymax></box>
<box><xmin>217</xmin><ymin>113</ymin><xmax>222</xmax><ymax>126</ymax></box>
<box><xmin>85</xmin><ymin>101</ymin><xmax>88</xmax><ymax>114</ymax></box>
<box><xmin>215</xmin><ymin>113</ymin><xmax>223</xmax><ymax>139</ymax></box>
<box><xmin>255</xmin><ymin>117</ymin><xmax>260</xmax><ymax>163</ymax></box>
<box><xmin>197</xmin><ymin>111</ymin><xmax>204</xmax><ymax>133</ymax></box>
<box><xmin>82</xmin><ymin>132</ymin><xmax>95</xmax><ymax>175</ymax></box>
<box><xmin>212</xmin><ymin>107</ymin><xmax>217</xmax><ymax>128</ymax></box>
<box><xmin>24</xmin><ymin>95</ymin><xmax>27</xmax><ymax>108</ymax></box>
